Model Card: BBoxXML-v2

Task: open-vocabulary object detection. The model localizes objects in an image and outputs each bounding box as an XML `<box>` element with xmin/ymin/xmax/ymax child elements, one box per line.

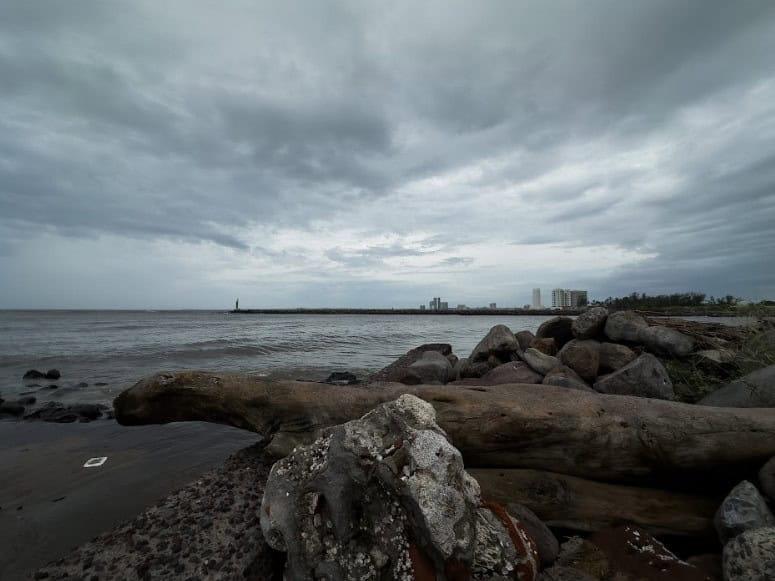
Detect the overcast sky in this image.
<box><xmin>1</xmin><ymin>1</ymin><xmax>774</xmax><ymax>309</ymax></box>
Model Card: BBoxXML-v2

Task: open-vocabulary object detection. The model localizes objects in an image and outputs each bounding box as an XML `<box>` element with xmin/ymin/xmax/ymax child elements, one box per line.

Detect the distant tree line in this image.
<box><xmin>593</xmin><ymin>292</ymin><xmax>740</xmax><ymax>309</ymax></box>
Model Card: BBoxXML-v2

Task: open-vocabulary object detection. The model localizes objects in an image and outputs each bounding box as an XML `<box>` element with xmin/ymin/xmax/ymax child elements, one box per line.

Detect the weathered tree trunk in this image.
<box><xmin>471</xmin><ymin>468</ymin><xmax>719</xmax><ymax>537</ymax></box>
<box><xmin>114</xmin><ymin>371</ymin><xmax>775</xmax><ymax>483</ymax></box>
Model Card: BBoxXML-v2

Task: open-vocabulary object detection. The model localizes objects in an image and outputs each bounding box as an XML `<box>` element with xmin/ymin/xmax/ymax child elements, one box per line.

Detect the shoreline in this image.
<box><xmin>229</xmin><ymin>307</ymin><xmax>752</xmax><ymax>317</ymax></box>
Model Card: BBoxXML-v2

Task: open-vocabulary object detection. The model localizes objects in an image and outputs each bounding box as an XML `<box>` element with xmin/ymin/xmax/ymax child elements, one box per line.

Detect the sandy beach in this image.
<box><xmin>0</xmin><ymin>420</ymin><xmax>259</xmax><ymax>580</ymax></box>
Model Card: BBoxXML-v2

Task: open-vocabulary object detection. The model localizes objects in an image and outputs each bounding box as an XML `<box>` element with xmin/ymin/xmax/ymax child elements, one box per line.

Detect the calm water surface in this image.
<box><xmin>0</xmin><ymin>310</ymin><xmax>750</xmax><ymax>406</ymax></box>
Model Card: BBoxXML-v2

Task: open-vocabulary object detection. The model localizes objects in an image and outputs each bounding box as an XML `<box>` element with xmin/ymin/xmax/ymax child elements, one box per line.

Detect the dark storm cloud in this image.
<box><xmin>1</xmin><ymin>0</ymin><xmax>775</xmax><ymax>307</ymax></box>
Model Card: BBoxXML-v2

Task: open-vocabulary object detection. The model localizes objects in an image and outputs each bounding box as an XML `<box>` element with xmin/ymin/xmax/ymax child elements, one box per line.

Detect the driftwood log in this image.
<box><xmin>471</xmin><ymin>468</ymin><xmax>718</xmax><ymax>537</ymax></box>
<box><xmin>114</xmin><ymin>371</ymin><xmax>775</xmax><ymax>484</ymax></box>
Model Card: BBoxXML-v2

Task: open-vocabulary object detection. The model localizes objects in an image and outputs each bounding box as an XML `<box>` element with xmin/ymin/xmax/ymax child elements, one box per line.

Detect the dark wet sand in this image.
<box><xmin>0</xmin><ymin>420</ymin><xmax>260</xmax><ymax>580</ymax></box>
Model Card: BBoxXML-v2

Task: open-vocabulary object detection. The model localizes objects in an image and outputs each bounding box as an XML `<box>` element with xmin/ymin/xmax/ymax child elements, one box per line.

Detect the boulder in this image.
<box><xmin>571</xmin><ymin>307</ymin><xmax>607</xmax><ymax>340</ymax></box>
<box><xmin>759</xmin><ymin>457</ymin><xmax>775</xmax><ymax>502</ymax></box>
<box><xmin>446</xmin><ymin>353</ymin><xmax>459</xmax><ymax>368</ymax></box>
<box><xmin>479</xmin><ymin>361</ymin><xmax>542</xmax><ymax>385</ymax></box>
<box><xmin>598</xmin><ymin>342</ymin><xmax>636</xmax><ymax>373</ymax></box>
<box><xmin>638</xmin><ymin>325</ymin><xmax>695</xmax><ymax>357</ymax></box>
<box><xmin>259</xmin><ymin>394</ymin><xmax>539</xmax><ymax>580</ymax></box>
<box><xmin>723</xmin><ymin>527</ymin><xmax>775</xmax><ymax>580</ymax></box>
<box><xmin>695</xmin><ymin>349</ymin><xmax>735</xmax><ymax>365</ymax></box>
<box><xmin>23</xmin><ymin>369</ymin><xmax>46</xmax><ymax>380</ymax></box>
<box><xmin>24</xmin><ymin>402</ymin><xmax>106</xmax><ymax>423</ymax></box>
<box><xmin>603</xmin><ymin>310</ymin><xmax>647</xmax><ymax>342</ymax></box>
<box><xmin>369</xmin><ymin>343</ymin><xmax>452</xmax><ymax>383</ymax></box>
<box><xmin>698</xmin><ymin>365</ymin><xmax>775</xmax><ymax>407</ymax></box>
<box><xmin>469</xmin><ymin>324</ymin><xmax>520</xmax><ymax>367</ymax></box>
<box><xmin>536</xmin><ymin>317</ymin><xmax>574</xmax><ymax>349</ymax></box>
<box><xmin>458</xmin><ymin>358</ymin><xmax>492</xmax><ymax>379</ymax></box>
<box><xmin>516</xmin><ymin>330</ymin><xmax>536</xmax><ymax>352</ymax></box>
<box><xmin>542</xmin><ymin>367</ymin><xmax>594</xmax><ymax>392</ymax></box>
<box><xmin>324</xmin><ymin>372</ymin><xmax>359</xmax><ymax>385</ymax></box>
<box><xmin>45</xmin><ymin>368</ymin><xmax>61</xmax><ymax>380</ymax></box>
<box><xmin>507</xmin><ymin>503</ymin><xmax>559</xmax><ymax>567</ymax></box>
<box><xmin>558</xmin><ymin>340</ymin><xmax>600</xmax><ymax>383</ymax></box>
<box><xmin>522</xmin><ymin>348</ymin><xmax>560</xmax><ymax>375</ymax></box>
<box><xmin>403</xmin><ymin>351</ymin><xmax>453</xmax><ymax>385</ymax></box>
<box><xmin>714</xmin><ymin>480</ymin><xmax>775</xmax><ymax>544</ymax></box>
<box><xmin>593</xmin><ymin>353</ymin><xmax>674</xmax><ymax>400</ymax></box>
<box><xmin>529</xmin><ymin>337</ymin><xmax>557</xmax><ymax>355</ymax></box>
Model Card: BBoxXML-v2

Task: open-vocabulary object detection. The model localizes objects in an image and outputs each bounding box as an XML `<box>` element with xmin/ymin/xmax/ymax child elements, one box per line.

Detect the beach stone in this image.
<box><xmin>536</xmin><ymin>317</ymin><xmax>574</xmax><ymax>349</ymax></box>
<box><xmin>260</xmin><ymin>394</ymin><xmax>539</xmax><ymax>580</ymax></box>
<box><xmin>714</xmin><ymin>480</ymin><xmax>775</xmax><ymax>545</ymax></box>
<box><xmin>521</xmin><ymin>348</ymin><xmax>560</xmax><ymax>375</ymax></box>
<box><xmin>695</xmin><ymin>349</ymin><xmax>735</xmax><ymax>365</ymax></box>
<box><xmin>516</xmin><ymin>330</ymin><xmax>536</xmax><ymax>352</ymax></box>
<box><xmin>479</xmin><ymin>361</ymin><xmax>542</xmax><ymax>385</ymax></box>
<box><xmin>697</xmin><ymin>365</ymin><xmax>775</xmax><ymax>407</ymax></box>
<box><xmin>469</xmin><ymin>324</ymin><xmax>520</xmax><ymax>368</ymax></box>
<box><xmin>324</xmin><ymin>372</ymin><xmax>359</xmax><ymax>385</ymax></box>
<box><xmin>554</xmin><ymin>537</ymin><xmax>609</xmax><ymax>579</ymax></box>
<box><xmin>598</xmin><ymin>342</ymin><xmax>636</xmax><ymax>373</ymax></box>
<box><xmin>45</xmin><ymin>369</ymin><xmax>61</xmax><ymax>380</ymax></box>
<box><xmin>593</xmin><ymin>353</ymin><xmax>674</xmax><ymax>400</ymax></box>
<box><xmin>446</xmin><ymin>353</ymin><xmax>459</xmax><ymax>368</ymax></box>
<box><xmin>603</xmin><ymin>310</ymin><xmax>648</xmax><ymax>342</ymax></box>
<box><xmin>759</xmin><ymin>457</ymin><xmax>775</xmax><ymax>502</ymax></box>
<box><xmin>23</xmin><ymin>369</ymin><xmax>46</xmax><ymax>380</ymax></box>
<box><xmin>529</xmin><ymin>337</ymin><xmax>557</xmax><ymax>355</ymax></box>
<box><xmin>558</xmin><ymin>340</ymin><xmax>600</xmax><ymax>382</ymax></box>
<box><xmin>542</xmin><ymin>366</ymin><xmax>594</xmax><ymax>392</ymax></box>
<box><xmin>507</xmin><ymin>503</ymin><xmax>559</xmax><ymax>567</ymax></box>
<box><xmin>638</xmin><ymin>325</ymin><xmax>695</xmax><ymax>358</ymax></box>
<box><xmin>571</xmin><ymin>307</ymin><xmax>607</xmax><ymax>340</ymax></box>
<box><xmin>369</xmin><ymin>343</ymin><xmax>452</xmax><ymax>383</ymax></box>
<box><xmin>723</xmin><ymin>527</ymin><xmax>775</xmax><ymax>580</ymax></box>
<box><xmin>24</xmin><ymin>402</ymin><xmax>106</xmax><ymax>423</ymax></box>
<box><xmin>403</xmin><ymin>351</ymin><xmax>453</xmax><ymax>384</ymax></box>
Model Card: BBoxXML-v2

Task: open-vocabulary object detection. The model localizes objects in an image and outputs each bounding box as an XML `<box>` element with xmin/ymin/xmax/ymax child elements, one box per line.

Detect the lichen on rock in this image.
<box><xmin>260</xmin><ymin>394</ymin><xmax>538</xmax><ymax>580</ymax></box>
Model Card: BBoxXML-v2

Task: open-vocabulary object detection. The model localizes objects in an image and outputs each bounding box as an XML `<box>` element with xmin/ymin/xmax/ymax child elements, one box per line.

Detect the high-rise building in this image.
<box><xmin>532</xmin><ymin>288</ymin><xmax>542</xmax><ymax>309</ymax></box>
<box><xmin>489</xmin><ymin>302</ymin><xmax>497</xmax><ymax>309</ymax></box>
<box><xmin>429</xmin><ymin>297</ymin><xmax>444</xmax><ymax>311</ymax></box>
<box><xmin>552</xmin><ymin>288</ymin><xmax>588</xmax><ymax>308</ymax></box>
<box><xmin>440</xmin><ymin>301</ymin><xmax>448</xmax><ymax>310</ymax></box>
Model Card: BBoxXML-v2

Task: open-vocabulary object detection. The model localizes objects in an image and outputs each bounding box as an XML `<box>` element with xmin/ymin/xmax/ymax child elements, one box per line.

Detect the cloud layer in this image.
<box><xmin>1</xmin><ymin>0</ymin><xmax>774</xmax><ymax>308</ymax></box>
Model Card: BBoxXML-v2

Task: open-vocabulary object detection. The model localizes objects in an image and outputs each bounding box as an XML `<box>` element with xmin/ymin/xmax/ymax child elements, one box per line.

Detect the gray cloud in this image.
<box><xmin>1</xmin><ymin>0</ymin><xmax>774</xmax><ymax>307</ymax></box>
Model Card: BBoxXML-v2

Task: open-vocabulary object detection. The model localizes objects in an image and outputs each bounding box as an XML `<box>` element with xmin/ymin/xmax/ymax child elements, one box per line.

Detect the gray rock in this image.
<box><xmin>479</xmin><ymin>361</ymin><xmax>542</xmax><ymax>385</ymax></box>
<box><xmin>571</xmin><ymin>307</ymin><xmax>608</xmax><ymax>340</ymax></box>
<box><xmin>598</xmin><ymin>342</ymin><xmax>636</xmax><ymax>372</ymax></box>
<box><xmin>637</xmin><ymin>325</ymin><xmax>695</xmax><ymax>357</ymax></box>
<box><xmin>507</xmin><ymin>502</ymin><xmax>559</xmax><ymax>567</ymax></box>
<box><xmin>324</xmin><ymin>372</ymin><xmax>359</xmax><ymax>385</ymax></box>
<box><xmin>603</xmin><ymin>310</ymin><xmax>647</xmax><ymax>342</ymax></box>
<box><xmin>522</xmin><ymin>348</ymin><xmax>560</xmax><ymax>375</ymax></box>
<box><xmin>458</xmin><ymin>358</ymin><xmax>492</xmax><ymax>379</ymax></box>
<box><xmin>558</xmin><ymin>340</ymin><xmax>600</xmax><ymax>382</ymax></box>
<box><xmin>0</xmin><ymin>402</ymin><xmax>25</xmax><ymax>417</ymax></box>
<box><xmin>23</xmin><ymin>369</ymin><xmax>46</xmax><ymax>380</ymax></box>
<box><xmin>593</xmin><ymin>353</ymin><xmax>674</xmax><ymax>400</ymax></box>
<box><xmin>695</xmin><ymin>349</ymin><xmax>735</xmax><ymax>365</ymax></box>
<box><xmin>530</xmin><ymin>337</ymin><xmax>557</xmax><ymax>355</ymax></box>
<box><xmin>542</xmin><ymin>366</ymin><xmax>594</xmax><ymax>392</ymax></box>
<box><xmin>369</xmin><ymin>343</ymin><xmax>452</xmax><ymax>383</ymax></box>
<box><xmin>469</xmin><ymin>324</ymin><xmax>520</xmax><ymax>367</ymax></box>
<box><xmin>515</xmin><ymin>330</ymin><xmax>536</xmax><ymax>352</ymax></box>
<box><xmin>260</xmin><ymin>394</ymin><xmax>539</xmax><ymax>580</ymax></box>
<box><xmin>723</xmin><ymin>527</ymin><xmax>775</xmax><ymax>581</ymax></box>
<box><xmin>715</xmin><ymin>480</ymin><xmax>775</xmax><ymax>544</ymax></box>
<box><xmin>446</xmin><ymin>353</ymin><xmax>459</xmax><ymax>368</ymax></box>
<box><xmin>536</xmin><ymin>317</ymin><xmax>574</xmax><ymax>349</ymax></box>
<box><xmin>45</xmin><ymin>369</ymin><xmax>61</xmax><ymax>380</ymax></box>
<box><xmin>760</xmin><ymin>457</ymin><xmax>775</xmax><ymax>502</ymax></box>
<box><xmin>403</xmin><ymin>351</ymin><xmax>453</xmax><ymax>385</ymax></box>
<box><xmin>698</xmin><ymin>365</ymin><xmax>775</xmax><ymax>407</ymax></box>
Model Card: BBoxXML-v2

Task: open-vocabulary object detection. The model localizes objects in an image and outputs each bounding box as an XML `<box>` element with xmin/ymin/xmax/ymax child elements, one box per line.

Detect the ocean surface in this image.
<box><xmin>0</xmin><ymin>310</ymin><xmax>751</xmax><ymax>407</ymax></box>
